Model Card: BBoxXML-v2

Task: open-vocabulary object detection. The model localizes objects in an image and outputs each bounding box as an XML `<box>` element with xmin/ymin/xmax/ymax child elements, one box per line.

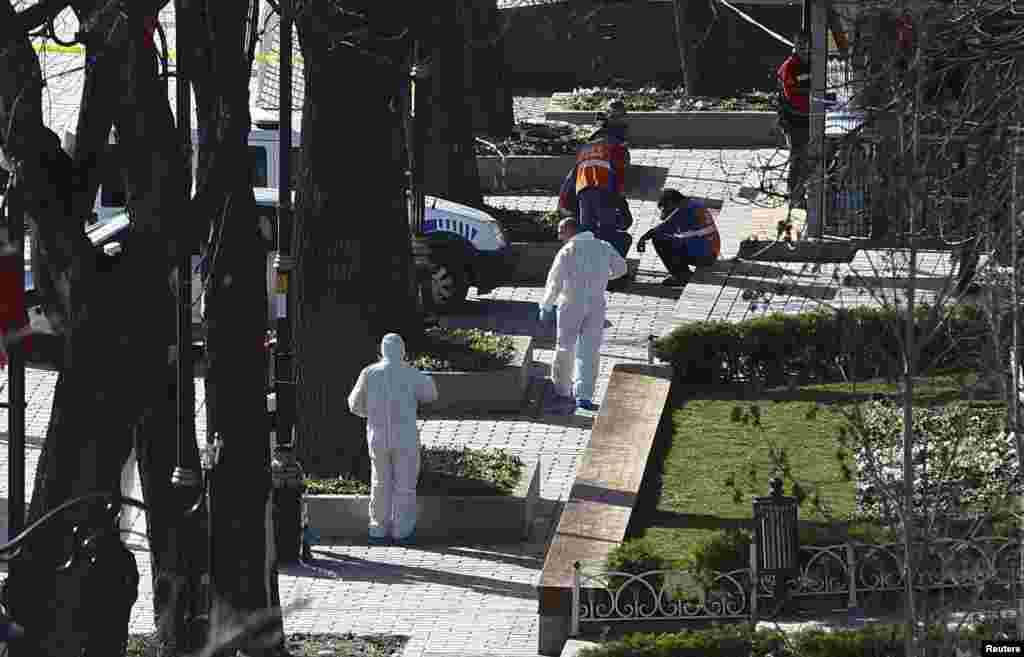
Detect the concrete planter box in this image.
<box><xmin>422</xmin><ymin>334</ymin><xmax>533</xmax><ymax>412</ymax></box>
<box><xmin>546</xmin><ymin>96</ymin><xmax>781</xmax><ymax>148</ymax></box>
<box><xmin>304</xmin><ymin>459</ymin><xmax>541</xmax><ymax>542</ymax></box>
<box><xmin>506</xmin><ymin>241</ymin><xmax>563</xmax><ymax>285</ymax></box>
<box><xmin>477</xmin><ymin>155</ymin><xmax>577</xmax><ymax>192</ymax></box>
<box><xmin>503</xmin><ymin>243</ymin><xmax>639</xmax><ymax>286</ymax></box>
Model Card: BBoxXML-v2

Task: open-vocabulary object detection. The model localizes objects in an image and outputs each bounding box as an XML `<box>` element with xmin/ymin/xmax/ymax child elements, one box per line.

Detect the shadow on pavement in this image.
<box><xmin>624</xmin><ymin>165</ymin><xmax>669</xmax><ymax>199</ymax></box>
<box><xmin>691</xmin><ymin>269</ymin><xmax>839</xmax><ymax>301</ymax></box>
<box><xmin>441</xmin><ymin>299</ymin><xmax>546</xmax><ymax>338</ymax></box>
<box><xmin>300</xmin><ymin>550</ymin><xmax>538</xmax><ymax>601</ymax></box>
<box><xmin>619</xmin><ymin>281</ymin><xmax>684</xmax><ymax>300</ymax></box>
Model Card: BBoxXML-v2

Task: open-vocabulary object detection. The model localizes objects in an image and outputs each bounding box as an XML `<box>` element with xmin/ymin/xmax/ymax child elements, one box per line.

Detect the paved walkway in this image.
<box><xmin>0</xmin><ymin>96</ymin><xmax>960</xmax><ymax>656</ymax></box>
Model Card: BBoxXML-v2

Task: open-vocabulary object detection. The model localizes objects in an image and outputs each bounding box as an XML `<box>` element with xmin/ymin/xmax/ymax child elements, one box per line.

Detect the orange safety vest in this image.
<box><xmin>575</xmin><ymin>142</ymin><xmax>627</xmax><ymax>195</ymax></box>
<box><xmin>673</xmin><ymin>204</ymin><xmax>720</xmax><ymax>259</ymax></box>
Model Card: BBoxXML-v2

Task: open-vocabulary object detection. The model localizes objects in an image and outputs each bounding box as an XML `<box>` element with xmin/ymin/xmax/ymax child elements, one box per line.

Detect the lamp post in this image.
<box><xmin>5</xmin><ymin>178</ymin><xmax>24</xmax><ymax>540</ymax></box>
<box><xmin>270</xmin><ymin>0</ymin><xmax>305</xmax><ymax>564</ymax></box>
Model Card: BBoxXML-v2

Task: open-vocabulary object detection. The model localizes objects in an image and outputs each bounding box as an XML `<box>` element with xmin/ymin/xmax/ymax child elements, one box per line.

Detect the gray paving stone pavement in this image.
<box><xmin>0</xmin><ymin>112</ymin><xmax>953</xmax><ymax>654</ymax></box>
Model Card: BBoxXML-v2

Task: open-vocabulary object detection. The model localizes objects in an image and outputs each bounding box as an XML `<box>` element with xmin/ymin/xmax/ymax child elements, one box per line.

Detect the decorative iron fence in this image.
<box><xmin>572</xmin><ymin>562</ymin><xmax>752</xmax><ymax>635</ymax></box>
<box><xmin>572</xmin><ymin>537</ymin><xmax>1022</xmax><ymax>636</ymax></box>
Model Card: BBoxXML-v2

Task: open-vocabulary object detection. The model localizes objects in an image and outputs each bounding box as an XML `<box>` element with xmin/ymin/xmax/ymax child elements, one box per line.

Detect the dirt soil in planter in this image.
<box><xmin>485</xmin><ymin>205</ymin><xmax>560</xmax><ymax>243</ymax></box>
<box><xmin>128</xmin><ymin>632</ymin><xmax>408</xmax><ymax>657</ymax></box>
<box><xmin>409</xmin><ymin>327</ymin><xmax>517</xmax><ymax>372</ymax></box>
<box><xmin>306</xmin><ymin>447</ymin><xmax>525</xmax><ymax>497</ymax></box>
<box><xmin>558</xmin><ymin>88</ymin><xmax>776</xmax><ymax>113</ymax></box>
<box><xmin>475</xmin><ymin>120</ymin><xmax>599</xmax><ymax>157</ymax></box>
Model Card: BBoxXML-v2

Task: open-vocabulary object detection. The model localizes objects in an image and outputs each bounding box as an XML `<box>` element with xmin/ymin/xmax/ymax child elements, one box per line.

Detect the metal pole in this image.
<box><xmin>269</xmin><ymin>0</ymin><xmax>304</xmax><ymax>564</ymax></box>
<box><xmin>275</xmin><ymin>0</ymin><xmax>294</xmax><ymax>449</ymax></box>
<box><xmin>7</xmin><ymin>183</ymin><xmax>24</xmax><ymax>538</ymax></box>
<box><xmin>175</xmin><ymin>0</ymin><xmax>193</xmax><ymax>523</ymax></box>
<box><xmin>806</xmin><ymin>0</ymin><xmax>827</xmax><ymax>239</ymax></box>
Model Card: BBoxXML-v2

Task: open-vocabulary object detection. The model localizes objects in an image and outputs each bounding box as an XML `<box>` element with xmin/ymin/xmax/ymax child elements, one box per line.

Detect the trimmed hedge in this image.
<box><xmin>654</xmin><ymin>305</ymin><xmax>989</xmax><ymax>386</ymax></box>
<box><xmin>577</xmin><ymin>623</ymin><xmax>997</xmax><ymax>657</ymax></box>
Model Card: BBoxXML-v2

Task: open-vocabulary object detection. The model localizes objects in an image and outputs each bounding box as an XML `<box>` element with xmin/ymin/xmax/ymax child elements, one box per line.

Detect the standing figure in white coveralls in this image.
<box><xmin>348</xmin><ymin>333</ymin><xmax>438</xmax><ymax>544</ymax></box>
<box><xmin>539</xmin><ymin>219</ymin><xmax>628</xmax><ymax>412</ymax></box>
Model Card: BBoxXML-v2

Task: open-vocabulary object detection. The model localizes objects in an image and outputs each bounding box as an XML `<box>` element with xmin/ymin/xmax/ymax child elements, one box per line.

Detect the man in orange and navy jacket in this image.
<box><xmin>637</xmin><ymin>189</ymin><xmax>719</xmax><ymax>287</ymax></box>
<box><xmin>777</xmin><ymin>31</ymin><xmax>811</xmax><ymax>208</ymax></box>
<box><xmin>558</xmin><ymin>120</ymin><xmax>633</xmax><ymax>259</ymax></box>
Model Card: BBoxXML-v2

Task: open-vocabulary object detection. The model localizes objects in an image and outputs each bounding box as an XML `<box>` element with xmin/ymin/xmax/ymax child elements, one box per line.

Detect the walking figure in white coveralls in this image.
<box><xmin>539</xmin><ymin>218</ymin><xmax>628</xmax><ymax>412</ymax></box>
<box><xmin>348</xmin><ymin>333</ymin><xmax>438</xmax><ymax>545</ymax></box>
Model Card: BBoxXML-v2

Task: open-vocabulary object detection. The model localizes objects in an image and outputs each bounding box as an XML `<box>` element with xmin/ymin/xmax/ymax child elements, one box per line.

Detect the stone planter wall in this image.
<box><xmin>423</xmin><ymin>334</ymin><xmax>533</xmax><ymax>413</ymax></box>
<box><xmin>477</xmin><ymin>155</ymin><xmax>577</xmax><ymax>192</ymax></box>
<box><xmin>505</xmin><ymin>242</ymin><xmax>563</xmax><ymax>285</ymax></box>
<box><xmin>304</xmin><ymin>459</ymin><xmax>541</xmax><ymax>542</ymax></box>
<box><xmin>546</xmin><ymin>97</ymin><xmax>782</xmax><ymax>148</ymax></box>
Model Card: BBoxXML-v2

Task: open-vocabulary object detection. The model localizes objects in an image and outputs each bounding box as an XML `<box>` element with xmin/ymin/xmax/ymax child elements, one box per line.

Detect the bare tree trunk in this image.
<box><xmin>293</xmin><ymin>2</ymin><xmax>420</xmax><ymax>479</ymax></box>
<box><xmin>466</xmin><ymin>0</ymin><xmax>513</xmax><ymax>139</ymax></box>
<box><xmin>185</xmin><ymin>0</ymin><xmax>282</xmax><ymax>653</ymax></box>
<box><xmin>0</xmin><ymin>1</ymin><xmax>183</xmax><ymax>655</ymax></box>
<box><xmin>421</xmin><ymin>0</ymin><xmax>482</xmax><ymax>208</ymax></box>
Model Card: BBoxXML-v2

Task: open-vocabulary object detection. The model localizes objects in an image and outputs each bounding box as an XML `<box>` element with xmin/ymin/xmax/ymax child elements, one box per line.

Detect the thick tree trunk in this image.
<box><xmin>0</xmin><ymin>2</ymin><xmax>183</xmax><ymax>655</ymax></box>
<box><xmin>672</xmin><ymin>0</ymin><xmax>709</xmax><ymax>95</ymax></box>
<box><xmin>185</xmin><ymin>0</ymin><xmax>281</xmax><ymax>654</ymax></box>
<box><xmin>466</xmin><ymin>1</ymin><xmax>513</xmax><ymax>139</ymax></box>
<box><xmin>134</xmin><ymin>366</ymin><xmax>205</xmax><ymax>655</ymax></box>
<box><xmin>293</xmin><ymin>3</ymin><xmax>420</xmax><ymax>479</ymax></box>
<box><xmin>421</xmin><ymin>0</ymin><xmax>483</xmax><ymax>208</ymax></box>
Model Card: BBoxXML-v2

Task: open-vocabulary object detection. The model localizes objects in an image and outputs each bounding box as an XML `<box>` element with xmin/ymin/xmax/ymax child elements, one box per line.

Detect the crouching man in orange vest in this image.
<box><xmin>637</xmin><ymin>189</ymin><xmax>720</xmax><ymax>287</ymax></box>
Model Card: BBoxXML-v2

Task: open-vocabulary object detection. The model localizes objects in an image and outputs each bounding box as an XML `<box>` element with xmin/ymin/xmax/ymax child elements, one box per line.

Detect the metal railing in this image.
<box><xmin>571</xmin><ymin>536</ymin><xmax>1022</xmax><ymax>636</ymax></box>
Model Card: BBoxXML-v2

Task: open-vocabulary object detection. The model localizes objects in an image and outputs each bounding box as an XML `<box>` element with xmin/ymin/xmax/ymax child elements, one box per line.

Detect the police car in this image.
<box><xmin>417</xmin><ymin>195</ymin><xmax>509</xmax><ymax>310</ymax></box>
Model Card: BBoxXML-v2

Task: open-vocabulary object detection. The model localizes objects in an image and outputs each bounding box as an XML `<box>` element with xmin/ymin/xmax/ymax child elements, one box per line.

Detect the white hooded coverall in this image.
<box><xmin>348</xmin><ymin>333</ymin><xmax>438</xmax><ymax>539</ymax></box>
<box><xmin>540</xmin><ymin>231</ymin><xmax>628</xmax><ymax>401</ymax></box>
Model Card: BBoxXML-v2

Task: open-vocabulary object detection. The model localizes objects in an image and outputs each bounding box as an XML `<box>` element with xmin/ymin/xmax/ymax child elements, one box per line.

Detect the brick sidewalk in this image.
<box><xmin>0</xmin><ymin>145</ymin><xmax>768</xmax><ymax>657</ymax></box>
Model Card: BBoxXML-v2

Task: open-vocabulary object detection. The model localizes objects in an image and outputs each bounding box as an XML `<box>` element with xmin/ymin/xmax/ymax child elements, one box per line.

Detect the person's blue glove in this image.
<box><xmin>538</xmin><ymin>305</ymin><xmax>556</xmax><ymax>323</ymax></box>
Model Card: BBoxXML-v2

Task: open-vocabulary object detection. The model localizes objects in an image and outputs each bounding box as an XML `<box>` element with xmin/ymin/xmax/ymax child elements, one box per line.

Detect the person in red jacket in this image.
<box><xmin>777</xmin><ymin>32</ymin><xmax>811</xmax><ymax>208</ymax></box>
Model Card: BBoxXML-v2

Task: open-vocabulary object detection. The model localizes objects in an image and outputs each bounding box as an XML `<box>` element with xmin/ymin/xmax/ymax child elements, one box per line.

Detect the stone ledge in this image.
<box><xmin>304</xmin><ymin>458</ymin><xmax>541</xmax><ymax>543</ymax></box>
<box><xmin>546</xmin><ymin>99</ymin><xmax>783</xmax><ymax>148</ymax></box>
<box><xmin>477</xmin><ymin>155</ymin><xmax>577</xmax><ymax>192</ymax></box>
<box><xmin>421</xmin><ymin>335</ymin><xmax>533</xmax><ymax>413</ymax></box>
<box><xmin>505</xmin><ymin>243</ymin><xmax>639</xmax><ymax>286</ymax></box>
<box><xmin>536</xmin><ymin>363</ymin><xmax>673</xmax><ymax>656</ymax></box>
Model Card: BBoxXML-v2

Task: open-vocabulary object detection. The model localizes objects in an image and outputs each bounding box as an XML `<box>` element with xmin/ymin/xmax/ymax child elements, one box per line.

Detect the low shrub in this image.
<box><xmin>604</xmin><ymin>538</ymin><xmax>676</xmax><ymax>592</ymax></box>
<box><xmin>654</xmin><ymin>305</ymin><xmax>989</xmax><ymax>386</ymax></box>
<box><xmin>409</xmin><ymin>328</ymin><xmax>517</xmax><ymax>372</ymax></box>
<box><xmin>683</xmin><ymin>529</ymin><xmax>752</xmax><ymax>589</ymax></box>
<box><xmin>305</xmin><ymin>446</ymin><xmax>524</xmax><ymax>496</ymax></box>
<box><xmin>577</xmin><ymin>623</ymin><xmax>992</xmax><ymax>657</ymax></box>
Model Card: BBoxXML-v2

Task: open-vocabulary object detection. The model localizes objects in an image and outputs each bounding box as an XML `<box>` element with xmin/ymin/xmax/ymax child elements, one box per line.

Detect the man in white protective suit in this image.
<box><xmin>539</xmin><ymin>218</ymin><xmax>628</xmax><ymax>412</ymax></box>
<box><xmin>348</xmin><ymin>333</ymin><xmax>438</xmax><ymax>544</ymax></box>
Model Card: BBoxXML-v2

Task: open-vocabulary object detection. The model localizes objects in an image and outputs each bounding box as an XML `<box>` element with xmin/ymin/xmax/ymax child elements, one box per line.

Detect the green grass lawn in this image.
<box><xmin>631</xmin><ymin>372</ymin><xmax>1000</xmax><ymax>563</ymax></box>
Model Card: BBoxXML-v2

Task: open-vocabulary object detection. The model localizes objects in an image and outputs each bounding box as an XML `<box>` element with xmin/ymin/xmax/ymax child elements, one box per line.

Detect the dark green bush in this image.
<box><xmin>604</xmin><ymin>538</ymin><xmax>675</xmax><ymax>592</ymax></box>
<box><xmin>684</xmin><ymin>529</ymin><xmax>753</xmax><ymax>589</ymax></box>
<box><xmin>577</xmin><ymin>624</ymin><xmax>991</xmax><ymax>657</ymax></box>
<box><xmin>654</xmin><ymin>305</ymin><xmax>989</xmax><ymax>386</ymax></box>
<box><xmin>305</xmin><ymin>447</ymin><xmax>523</xmax><ymax>496</ymax></box>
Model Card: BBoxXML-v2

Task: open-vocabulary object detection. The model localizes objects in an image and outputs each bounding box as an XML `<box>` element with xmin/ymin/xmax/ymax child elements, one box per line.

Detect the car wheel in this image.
<box><xmin>429</xmin><ymin>262</ymin><xmax>468</xmax><ymax>311</ymax></box>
